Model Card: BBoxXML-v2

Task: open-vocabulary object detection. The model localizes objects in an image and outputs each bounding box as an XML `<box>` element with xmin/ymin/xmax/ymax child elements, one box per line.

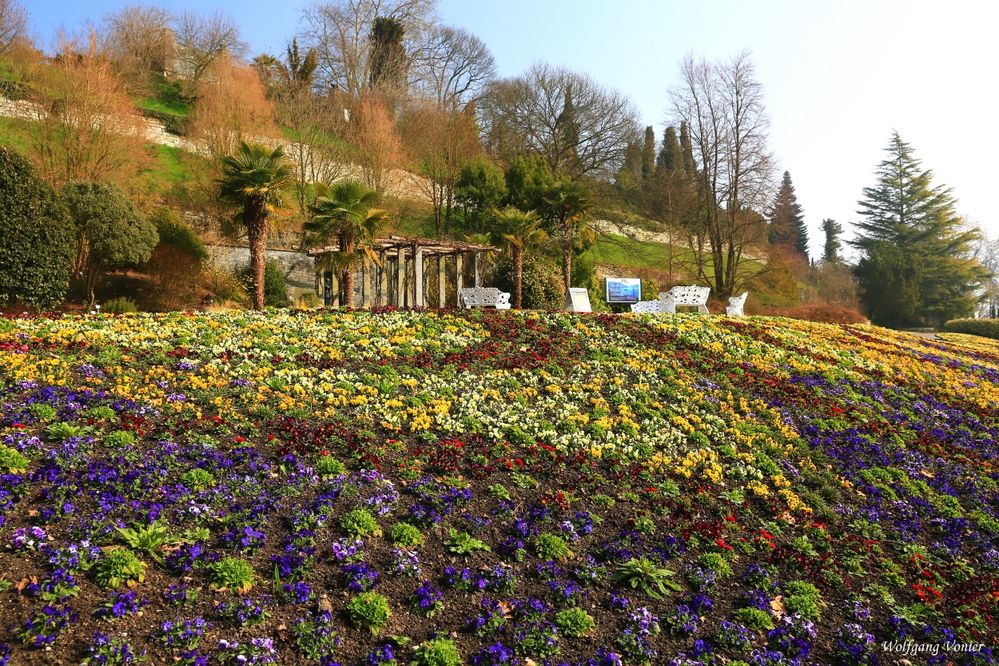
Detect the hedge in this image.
<box><xmin>943</xmin><ymin>318</ymin><xmax>999</xmax><ymax>340</ymax></box>
<box><xmin>0</xmin><ymin>147</ymin><xmax>76</xmax><ymax>309</ymax></box>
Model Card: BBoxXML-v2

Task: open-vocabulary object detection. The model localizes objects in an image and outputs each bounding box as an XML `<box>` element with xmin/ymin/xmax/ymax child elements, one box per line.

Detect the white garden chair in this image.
<box><xmin>726</xmin><ymin>292</ymin><xmax>748</xmax><ymax>317</ymax></box>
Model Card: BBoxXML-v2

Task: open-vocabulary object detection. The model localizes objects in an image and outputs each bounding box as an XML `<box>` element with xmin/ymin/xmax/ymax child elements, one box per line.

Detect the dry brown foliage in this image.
<box><xmin>188</xmin><ymin>54</ymin><xmax>277</xmax><ymax>163</ymax></box>
<box><xmin>398</xmin><ymin>101</ymin><xmax>481</xmax><ymax>236</ymax></box>
<box><xmin>353</xmin><ymin>93</ymin><xmax>403</xmax><ymax>195</ymax></box>
<box><xmin>27</xmin><ymin>32</ymin><xmax>149</xmax><ymax>188</ymax></box>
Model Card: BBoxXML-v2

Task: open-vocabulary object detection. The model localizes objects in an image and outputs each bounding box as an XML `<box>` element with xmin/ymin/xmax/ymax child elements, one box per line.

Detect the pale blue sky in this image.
<box><xmin>23</xmin><ymin>0</ymin><xmax>999</xmax><ymax>253</ymax></box>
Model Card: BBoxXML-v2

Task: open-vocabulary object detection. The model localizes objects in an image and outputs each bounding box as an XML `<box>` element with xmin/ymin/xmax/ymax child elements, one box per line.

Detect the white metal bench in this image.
<box><xmin>630</xmin><ymin>300</ymin><xmax>666</xmax><ymax>314</ymax></box>
<box><xmin>659</xmin><ymin>285</ymin><xmax>711</xmax><ymax>314</ymax></box>
<box><xmin>459</xmin><ymin>287</ymin><xmax>511</xmax><ymax>310</ymax></box>
<box><xmin>726</xmin><ymin>291</ymin><xmax>748</xmax><ymax>317</ymax></box>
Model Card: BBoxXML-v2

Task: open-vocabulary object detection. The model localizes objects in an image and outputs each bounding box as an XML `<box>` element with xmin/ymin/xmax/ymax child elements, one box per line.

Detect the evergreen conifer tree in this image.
<box><xmin>768</xmin><ymin>171</ymin><xmax>808</xmax><ymax>259</ymax></box>
<box><xmin>852</xmin><ymin>132</ymin><xmax>988</xmax><ymax>326</ymax></box>
<box><xmin>821</xmin><ymin>218</ymin><xmax>843</xmax><ymax>263</ymax></box>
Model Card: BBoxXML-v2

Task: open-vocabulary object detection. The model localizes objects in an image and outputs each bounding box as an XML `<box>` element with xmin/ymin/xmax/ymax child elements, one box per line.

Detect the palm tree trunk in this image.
<box><xmin>343</xmin><ymin>238</ymin><xmax>356</xmax><ymax>308</ymax></box>
<box><xmin>248</xmin><ymin>207</ymin><xmax>267</xmax><ymax>310</ymax></box>
<box><xmin>514</xmin><ymin>247</ymin><xmax>523</xmax><ymax>309</ymax></box>
<box><xmin>343</xmin><ymin>268</ymin><xmax>354</xmax><ymax>308</ymax></box>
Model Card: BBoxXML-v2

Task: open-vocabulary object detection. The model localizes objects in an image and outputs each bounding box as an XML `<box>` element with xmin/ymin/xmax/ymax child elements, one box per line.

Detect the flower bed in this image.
<box><xmin>0</xmin><ymin>309</ymin><xmax>995</xmax><ymax>665</ymax></box>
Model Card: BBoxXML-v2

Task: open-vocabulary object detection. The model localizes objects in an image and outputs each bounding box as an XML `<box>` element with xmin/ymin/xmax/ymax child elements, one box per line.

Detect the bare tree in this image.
<box><xmin>669</xmin><ymin>51</ymin><xmax>774</xmax><ymax>297</ymax></box>
<box><xmin>102</xmin><ymin>4</ymin><xmax>174</xmax><ymax>92</ymax></box>
<box><xmin>28</xmin><ymin>32</ymin><xmax>149</xmax><ymax>187</ymax></box>
<box><xmin>0</xmin><ymin>0</ymin><xmax>27</xmax><ymax>55</ymax></box>
<box><xmin>189</xmin><ymin>54</ymin><xmax>277</xmax><ymax>164</ymax></box>
<box><xmin>301</xmin><ymin>0</ymin><xmax>435</xmax><ymax>97</ymax></box>
<box><xmin>172</xmin><ymin>10</ymin><xmax>246</xmax><ymax>89</ymax></box>
<box><xmin>479</xmin><ymin>62</ymin><xmax>641</xmax><ymax>180</ymax></box>
<box><xmin>399</xmin><ymin>101</ymin><xmax>480</xmax><ymax>236</ymax></box>
<box><xmin>353</xmin><ymin>92</ymin><xmax>404</xmax><ymax>194</ymax></box>
<box><xmin>276</xmin><ymin>87</ymin><xmax>353</xmax><ymax>213</ymax></box>
<box><xmin>410</xmin><ymin>25</ymin><xmax>495</xmax><ymax>109</ymax></box>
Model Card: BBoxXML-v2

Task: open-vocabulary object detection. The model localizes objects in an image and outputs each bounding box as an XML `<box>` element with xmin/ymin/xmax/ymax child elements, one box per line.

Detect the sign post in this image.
<box><xmin>566</xmin><ymin>287</ymin><xmax>592</xmax><ymax>313</ymax></box>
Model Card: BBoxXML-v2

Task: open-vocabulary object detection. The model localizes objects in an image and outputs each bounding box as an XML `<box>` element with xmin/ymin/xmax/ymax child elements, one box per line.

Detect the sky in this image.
<box><xmin>23</xmin><ymin>0</ymin><xmax>999</xmax><ymax>256</ymax></box>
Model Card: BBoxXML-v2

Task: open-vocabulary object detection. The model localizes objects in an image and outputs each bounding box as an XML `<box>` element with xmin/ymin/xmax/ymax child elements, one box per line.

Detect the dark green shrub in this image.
<box><xmin>943</xmin><ymin>318</ymin><xmax>999</xmax><ymax>340</ymax></box>
<box><xmin>0</xmin><ymin>147</ymin><xmax>75</xmax><ymax>308</ymax></box>
<box><xmin>494</xmin><ymin>254</ymin><xmax>564</xmax><ymax>310</ymax></box>
<box><xmin>62</xmin><ymin>181</ymin><xmax>158</xmax><ymax>304</ymax></box>
<box><xmin>237</xmin><ymin>260</ymin><xmax>289</xmax><ymax>308</ymax></box>
<box><xmin>151</xmin><ymin>208</ymin><xmax>208</xmax><ymax>261</ymax></box>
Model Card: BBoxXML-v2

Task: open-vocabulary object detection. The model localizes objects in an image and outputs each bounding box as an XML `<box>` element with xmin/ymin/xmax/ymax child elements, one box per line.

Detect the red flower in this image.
<box><xmin>234</xmin><ymin>435</ymin><xmax>246</xmax><ymax>443</ymax></box>
<box><xmin>725</xmin><ymin>514</ymin><xmax>737</xmax><ymax>522</ymax></box>
<box><xmin>12</xmin><ymin>422</ymin><xmax>25</xmax><ymax>429</ymax></box>
<box><xmin>715</xmin><ymin>538</ymin><xmax>734</xmax><ymax>551</ymax></box>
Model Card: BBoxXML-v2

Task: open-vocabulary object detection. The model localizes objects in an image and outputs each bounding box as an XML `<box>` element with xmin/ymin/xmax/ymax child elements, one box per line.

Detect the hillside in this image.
<box><xmin>0</xmin><ymin>310</ymin><xmax>994</xmax><ymax>664</ymax></box>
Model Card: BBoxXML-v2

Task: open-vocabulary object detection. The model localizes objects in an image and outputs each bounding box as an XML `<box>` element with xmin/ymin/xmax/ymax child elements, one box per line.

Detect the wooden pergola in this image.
<box><xmin>307</xmin><ymin>236</ymin><xmax>499</xmax><ymax>308</ymax></box>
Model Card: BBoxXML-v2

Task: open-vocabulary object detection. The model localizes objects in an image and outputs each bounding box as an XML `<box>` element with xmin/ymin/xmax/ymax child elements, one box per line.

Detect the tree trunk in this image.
<box><xmin>247</xmin><ymin>205</ymin><xmax>267</xmax><ymax>311</ymax></box>
<box><xmin>562</xmin><ymin>241</ymin><xmax>572</xmax><ymax>298</ymax></box>
<box><xmin>513</xmin><ymin>247</ymin><xmax>523</xmax><ymax>309</ymax></box>
<box><xmin>343</xmin><ymin>238</ymin><xmax>357</xmax><ymax>308</ymax></box>
<box><xmin>85</xmin><ymin>262</ymin><xmax>99</xmax><ymax>307</ymax></box>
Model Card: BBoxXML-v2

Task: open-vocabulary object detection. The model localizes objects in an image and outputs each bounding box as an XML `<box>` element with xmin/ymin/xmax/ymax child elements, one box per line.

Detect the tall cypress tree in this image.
<box><xmin>641</xmin><ymin>126</ymin><xmax>656</xmax><ymax>182</ymax></box>
<box><xmin>852</xmin><ymin>132</ymin><xmax>988</xmax><ymax>326</ymax></box>
<box><xmin>678</xmin><ymin>121</ymin><xmax>695</xmax><ymax>178</ymax></box>
<box><xmin>656</xmin><ymin>126</ymin><xmax>681</xmax><ymax>172</ymax></box>
<box><xmin>768</xmin><ymin>171</ymin><xmax>808</xmax><ymax>259</ymax></box>
<box><xmin>369</xmin><ymin>17</ymin><xmax>407</xmax><ymax>91</ymax></box>
<box><xmin>555</xmin><ymin>83</ymin><xmax>582</xmax><ymax>176</ymax></box>
<box><xmin>821</xmin><ymin>218</ymin><xmax>843</xmax><ymax>263</ymax></box>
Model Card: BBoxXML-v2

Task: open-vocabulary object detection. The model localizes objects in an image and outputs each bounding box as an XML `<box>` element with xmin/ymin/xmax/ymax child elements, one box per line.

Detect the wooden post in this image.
<box><xmin>378</xmin><ymin>251</ymin><xmax>387</xmax><ymax>305</ymax></box>
<box><xmin>396</xmin><ymin>248</ymin><xmax>406</xmax><ymax>307</ymax></box>
<box><xmin>438</xmin><ymin>255</ymin><xmax>446</xmax><ymax>308</ymax></box>
<box><xmin>369</xmin><ymin>257</ymin><xmax>377</xmax><ymax>307</ymax></box>
<box><xmin>331</xmin><ymin>271</ymin><xmax>340</xmax><ymax>308</ymax></box>
<box><xmin>413</xmin><ymin>244</ymin><xmax>424</xmax><ymax>307</ymax></box>
<box><xmin>359</xmin><ymin>262</ymin><xmax>366</xmax><ymax>307</ymax></box>
<box><xmin>455</xmin><ymin>253</ymin><xmax>464</xmax><ymax>306</ymax></box>
<box><xmin>473</xmin><ymin>252</ymin><xmax>481</xmax><ymax>287</ymax></box>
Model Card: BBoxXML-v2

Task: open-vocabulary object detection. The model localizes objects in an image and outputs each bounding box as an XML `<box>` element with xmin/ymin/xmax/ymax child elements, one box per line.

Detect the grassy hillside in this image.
<box><xmin>0</xmin><ymin>310</ymin><xmax>994</xmax><ymax>664</ymax></box>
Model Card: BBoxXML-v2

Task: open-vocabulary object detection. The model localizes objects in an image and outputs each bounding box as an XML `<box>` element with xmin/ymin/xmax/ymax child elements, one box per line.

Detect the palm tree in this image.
<box><xmin>303</xmin><ymin>179</ymin><xmax>389</xmax><ymax>308</ymax></box>
<box><xmin>218</xmin><ymin>142</ymin><xmax>293</xmax><ymax>310</ymax></box>
<box><xmin>497</xmin><ymin>207</ymin><xmax>547</xmax><ymax>309</ymax></box>
<box><xmin>542</xmin><ymin>179</ymin><xmax>591</xmax><ymax>296</ymax></box>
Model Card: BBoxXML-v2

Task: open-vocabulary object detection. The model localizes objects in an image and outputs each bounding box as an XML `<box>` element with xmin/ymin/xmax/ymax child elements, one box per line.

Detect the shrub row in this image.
<box><xmin>943</xmin><ymin>318</ymin><xmax>999</xmax><ymax>340</ymax></box>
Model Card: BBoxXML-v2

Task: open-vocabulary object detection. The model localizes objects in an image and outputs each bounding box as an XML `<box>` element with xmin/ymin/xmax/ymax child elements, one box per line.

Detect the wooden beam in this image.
<box><xmin>473</xmin><ymin>252</ymin><xmax>481</xmax><ymax>287</ymax></box>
